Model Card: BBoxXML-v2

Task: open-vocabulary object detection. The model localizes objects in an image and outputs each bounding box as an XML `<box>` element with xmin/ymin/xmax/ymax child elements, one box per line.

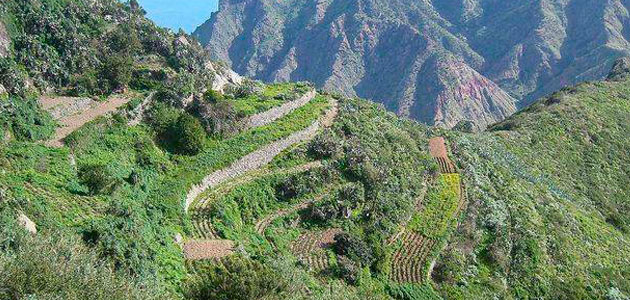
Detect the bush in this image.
<box><xmin>100</xmin><ymin>55</ymin><xmax>133</xmax><ymax>92</ymax></box>
<box><xmin>78</xmin><ymin>163</ymin><xmax>118</xmax><ymax>195</ymax></box>
<box><xmin>146</xmin><ymin>102</ymin><xmax>206</xmax><ymax>155</ymax></box>
<box><xmin>336</xmin><ymin>255</ymin><xmax>361</xmax><ymax>284</ymax></box>
<box><xmin>1</xmin><ymin>96</ymin><xmax>55</xmax><ymax>141</ymax></box>
<box><xmin>333</xmin><ymin>232</ymin><xmax>374</xmax><ymax>266</ymax></box>
<box><xmin>169</xmin><ymin>113</ymin><xmax>206</xmax><ymax>155</ymax></box>
<box><xmin>184</xmin><ymin>256</ymin><xmax>292</xmax><ymax>300</ymax></box>
<box><xmin>146</xmin><ymin>102</ymin><xmax>180</xmax><ymax>134</ymax></box>
<box><xmin>0</xmin><ymin>227</ymin><xmax>166</xmax><ymax>300</ymax></box>
<box><xmin>309</xmin><ymin>129</ymin><xmax>341</xmax><ymax>159</ymax></box>
<box><xmin>194</xmin><ymin>95</ymin><xmax>241</xmax><ymax>137</ymax></box>
<box><xmin>311</xmin><ymin>183</ymin><xmax>364</xmax><ymax>221</ymax></box>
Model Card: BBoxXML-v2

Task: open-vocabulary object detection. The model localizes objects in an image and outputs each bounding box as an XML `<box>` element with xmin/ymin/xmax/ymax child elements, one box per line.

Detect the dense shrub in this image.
<box><xmin>333</xmin><ymin>232</ymin><xmax>374</xmax><ymax>266</ymax></box>
<box><xmin>78</xmin><ymin>163</ymin><xmax>119</xmax><ymax>195</ymax></box>
<box><xmin>0</xmin><ymin>224</ymin><xmax>166</xmax><ymax>300</ymax></box>
<box><xmin>184</xmin><ymin>257</ymin><xmax>292</xmax><ymax>300</ymax></box>
<box><xmin>169</xmin><ymin>113</ymin><xmax>206</xmax><ymax>155</ymax></box>
<box><xmin>0</xmin><ymin>95</ymin><xmax>55</xmax><ymax>141</ymax></box>
<box><xmin>336</xmin><ymin>255</ymin><xmax>361</xmax><ymax>284</ymax></box>
<box><xmin>311</xmin><ymin>183</ymin><xmax>364</xmax><ymax>221</ymax></box>
<box><xmin>194</xmin><ymin>93</ymin><xmax>242</xmax><ymax>137</ymax></box>
<box><xmin>146</xmin><ymin>102</ymin><xmax>206</xmax><ymax>155</ymax></box>
<box><xmin>308</xmin><ymin>129</ymin><xmax>341</xmax><ymax>159</ymax></box>
<box><xmin>226</xmin><ymin>79</ymin><xmax>263</xmax><ymax>98</ymax></box>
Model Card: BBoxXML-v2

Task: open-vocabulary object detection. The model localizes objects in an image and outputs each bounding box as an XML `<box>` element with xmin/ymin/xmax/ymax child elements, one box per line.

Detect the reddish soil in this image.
<box><xmin>428</xmin><ymin>137</ymin><xmax>449</xmax><ymax>158</ymax></box>
<box><xmin>290</xmin><ymin>228</ymin><xmax>342</xmax><ymax>272</ymax></box>
<box><xmin>389</xmin><ymin>136</ymin><xmax>468</xmax><ymax>283</ymax></box>
<box><xmin>291</xmin><ymin>228</ymin><xmax>342</xmax><ymax>255</ymax></box>
<box><xmin>183</xmin><ymin>240</ymin><xmax>235</xmax><ymax>260</ymax></box>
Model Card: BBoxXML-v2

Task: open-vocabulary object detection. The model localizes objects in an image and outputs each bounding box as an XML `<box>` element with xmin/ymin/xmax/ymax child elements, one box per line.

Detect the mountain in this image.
<box><xmin>194</xmin><ymin>0</ymin><xmax>630</xmax><ymax>128</ymax></box>
<box><xmin>1</xmin><ymin>0</ymin><xmax>630</xmax><ymax>299</ymax></box>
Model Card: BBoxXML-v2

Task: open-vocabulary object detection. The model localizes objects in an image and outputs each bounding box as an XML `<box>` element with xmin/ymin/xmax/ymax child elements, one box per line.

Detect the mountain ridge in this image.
<box><xmin>194</xmin><ymin>0</ymin><xmax>630</xmax><ymax>129</ymax></box>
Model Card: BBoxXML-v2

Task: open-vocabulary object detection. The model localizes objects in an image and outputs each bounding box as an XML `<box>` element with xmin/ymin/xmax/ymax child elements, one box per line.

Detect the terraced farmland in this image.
<box><xmin>290</xmin><ymin>228</ymin><xmax>342</xmax><ymax>273</ymax></box>
<box><xmin>390</xmin><ymin>137</ymin><xmax>467</xmax><ymax>284</ymax></box>
<box><xmin>183</xmin><ymin>91</ymin><xmax>339</xmax><ymax>260</ymax></box>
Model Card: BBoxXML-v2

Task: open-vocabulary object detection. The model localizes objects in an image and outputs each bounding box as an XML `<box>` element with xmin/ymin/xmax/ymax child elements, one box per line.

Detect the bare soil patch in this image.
<box><xmin>183</xmin><ymin>240</ymin><xmax>235</xmax><ymax>260</ymax></box>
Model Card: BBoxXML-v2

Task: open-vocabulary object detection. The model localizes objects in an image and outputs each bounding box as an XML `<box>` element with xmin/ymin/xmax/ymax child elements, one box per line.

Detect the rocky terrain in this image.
<box><xmin>0</xmin><ymin>20</ymin><xmax>9</xmax><ymax>58</ymax></box>
<box><xmin>195</xmin><ymin>0</ymin><xmax>630</xmax><ymax>129</ymax></box>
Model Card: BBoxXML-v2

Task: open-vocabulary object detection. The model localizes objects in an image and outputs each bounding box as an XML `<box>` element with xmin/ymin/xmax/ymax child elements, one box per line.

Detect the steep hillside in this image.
<box><xmin>194</xmin><ymin>0</ymin><xmax>630</xmax><ymax>128</ymax></box>
<box><xmin>1</xmin><ymin>0</ymin><xmax>630</xmax><ymax>299</ymax></box>
<box><xmin>436</xmin><ymin>72</ymin><xmax>630</xmax><ymax>299</ymax></box>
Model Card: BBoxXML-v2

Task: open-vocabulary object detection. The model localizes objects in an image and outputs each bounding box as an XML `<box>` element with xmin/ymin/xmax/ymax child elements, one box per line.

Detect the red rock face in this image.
<box><xmin>194</xmin><ymin>0</ymin><xmax>630</xmax><ymax>129</ymax></box>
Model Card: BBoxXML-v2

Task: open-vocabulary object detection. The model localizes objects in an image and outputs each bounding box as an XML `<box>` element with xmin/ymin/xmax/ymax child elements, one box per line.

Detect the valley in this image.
<box><xmin>0</xmin><ymin>0</ymin><xmax>629</xmax><ymax>299</ymax></box>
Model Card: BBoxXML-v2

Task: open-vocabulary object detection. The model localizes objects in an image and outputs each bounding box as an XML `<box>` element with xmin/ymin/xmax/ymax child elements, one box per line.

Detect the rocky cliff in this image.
<box><xmin>194</xmin><ymin>0</ymin><xmax>630</xmax><ymax>128</ymax></box>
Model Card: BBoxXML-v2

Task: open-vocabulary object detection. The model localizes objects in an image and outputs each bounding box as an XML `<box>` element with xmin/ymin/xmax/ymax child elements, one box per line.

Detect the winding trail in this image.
<box><xmin>183</xmin><ymin>93</ymin><xmax>339</xmax><ymax>260</ymax></box>
<box><xmin>390</xmin><ymin>137</ymin><xmax>468</xmax><ymax>283</ymax></box>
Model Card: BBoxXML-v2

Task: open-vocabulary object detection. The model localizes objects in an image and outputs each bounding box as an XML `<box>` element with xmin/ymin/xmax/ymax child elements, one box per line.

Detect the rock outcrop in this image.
<box><xmin>607</xmin><ymin>57</ymin><xmax>630</xmax><ymax>81</ymax></box>
<box><xmin>0</xmin><ymin>21</ymin><xmax>9</xmax><ymax>57</ymax></box>
<box><xmin>18</xmin><ymin>214</ymin><xmax>37</xmax><ymax>234</ymax></box>
<box><xmin>195</xmin><ymin>0</ymin><xmax>630</xmax><ymax>128</ymax></box>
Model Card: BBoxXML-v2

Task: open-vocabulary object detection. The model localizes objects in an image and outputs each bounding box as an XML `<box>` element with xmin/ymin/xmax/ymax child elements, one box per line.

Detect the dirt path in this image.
<box><xmin>185</xmin><ymin>96</ymin><xmax>338</xmax><ymax>211</ymax></box>
<box><xmin>45</xmin><ymin>95</ymin><xmax>131</xmax><ymax>147</ymax></box>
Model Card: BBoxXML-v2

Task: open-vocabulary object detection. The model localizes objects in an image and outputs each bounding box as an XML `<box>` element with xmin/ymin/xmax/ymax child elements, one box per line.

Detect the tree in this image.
<box><xmin>184</xmin><ymin>257</ymin><xmax>291</xmax><ymax>300</ymax></box>
<box><xmin>170</xmin><ymin>114</ymin><xmax>206</xmax><ymax>155</ymax></box>
<box><xmin>78</xmin><ymin>163</ymin><xmax>118</xmax><ymax>195</ymax></box>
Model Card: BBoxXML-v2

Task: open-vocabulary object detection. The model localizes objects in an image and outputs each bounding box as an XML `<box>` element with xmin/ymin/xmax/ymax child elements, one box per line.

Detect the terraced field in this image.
<box><xmin>290</xmin><ymin>228</ymin><xmax>342</xmax><ymax>273</ymax></box>
<box><xmin>183</xmin><ymin>91</ymin><xmax>339</xmax><ymax>260</ymax></box>
<box><xmin>40</xmin><ymin>94</ymin><xmax>135</xmax><ymax>147</ymax></box>
<box><xmin>390</xmin><ymin>137</ymin><xmax>467</xmax><ymax>284</ymax></box>
<box><xmin>191</xmin><ymin>162</ymin><xmax>323</xmax><ymax>240</ymax></box>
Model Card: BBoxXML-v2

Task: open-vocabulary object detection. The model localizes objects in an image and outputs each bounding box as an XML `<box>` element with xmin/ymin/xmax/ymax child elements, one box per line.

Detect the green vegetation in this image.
<box><xmin>1</xmin><ymin>0</ymin><xmax>630</xmax><ymax>299</ymax></box>
<box><xmin>409</xmin><ymin>174</ymin><xmax>460</xmax><ymax>239</ymax></box>
<box><xmin>0</xmin><ymin>217</ymin><xmax>166</xmax><ymax>299</ymax></box>
<box><xmin>434</xmin><ymin>79</ymin><xmax>630</xmax><ymax>299</ymax></box>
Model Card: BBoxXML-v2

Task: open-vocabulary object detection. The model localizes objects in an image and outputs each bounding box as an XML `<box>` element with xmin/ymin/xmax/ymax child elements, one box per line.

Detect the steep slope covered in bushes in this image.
<box><xmin>436</xmin><ymin>75</ymin><xmax>630</xmax><ymax>299</ymax></box>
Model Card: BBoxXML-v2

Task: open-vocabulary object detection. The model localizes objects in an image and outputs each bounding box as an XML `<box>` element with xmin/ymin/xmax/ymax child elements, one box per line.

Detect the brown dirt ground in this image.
<box><xmin>183</xmin><ymin>240</ymin><xmax>235</xmax><ymax>260</ymax></box>
<box><xmin>428</xmin><ymin>137</ymin><xmax>449</xmax><ymax>158</ymax></box>
<box><xmin>45</xmin><ymin>96</ymin><xmax>130</xmax><ymax>147</ymax></box>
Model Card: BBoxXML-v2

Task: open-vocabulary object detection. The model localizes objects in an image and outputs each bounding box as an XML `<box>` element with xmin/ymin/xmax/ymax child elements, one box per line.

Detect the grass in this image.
<box><xmin>434</xmin><ymin>79</ymin><xmax>630</xmax><ymax>299</ymax></box>
<box><xmin>231</xmin><ymin>82</ymin><xmax>311</xmax><ymax>116</ymax></box>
